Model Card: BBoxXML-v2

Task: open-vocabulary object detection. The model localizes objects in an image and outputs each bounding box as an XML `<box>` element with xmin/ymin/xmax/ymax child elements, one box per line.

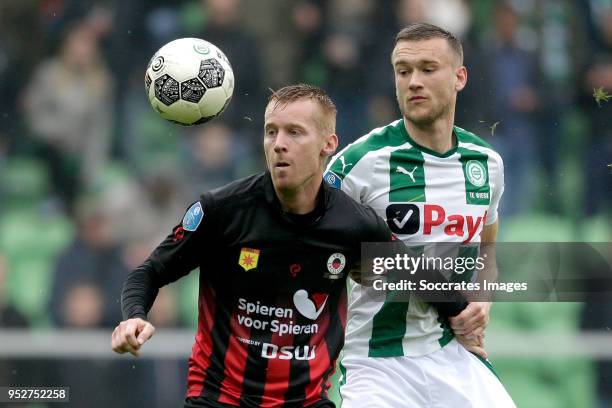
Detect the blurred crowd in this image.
<box><xmin>0</xmin><ymin>0</ymin><xmax>610</xmax><ymax>407</ymax></box>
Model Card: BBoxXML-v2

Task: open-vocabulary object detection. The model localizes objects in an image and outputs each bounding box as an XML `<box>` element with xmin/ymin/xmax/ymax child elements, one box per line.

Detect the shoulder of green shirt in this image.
<box><xmin>329</xmin><ymin>119</ymin><xmax>407</xmax><ymax>179</ymax></box>
<box><xmin>454</xmin><ymin>125</ymin><xmax>495</xmax><ymax>150</ymax></box>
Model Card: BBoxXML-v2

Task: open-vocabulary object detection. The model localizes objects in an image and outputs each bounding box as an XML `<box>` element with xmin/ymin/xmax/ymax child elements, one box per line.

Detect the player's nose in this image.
<box><xmin>273</xmin><ymin>131</ymin><xmax>289</xmax><ymax>153</ymax></box>
<box><xmin>408</xmin><ymin>72</ymin><xmax>424</xmax><ymax>90</ymax></box>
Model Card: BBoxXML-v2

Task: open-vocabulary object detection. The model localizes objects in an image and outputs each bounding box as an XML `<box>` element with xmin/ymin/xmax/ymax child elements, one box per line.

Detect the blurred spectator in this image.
<box><xmin>480</xmin><ymin>2</ymin><xmax>542</xmax><ymax>216</ymax></box>
<box><xmin>366</xmin><ymin>94</ymin><xmax>398</xmax><ymax>130</ymax></box>
<box><xmin>525</xmin><ymin>1</ymin><xmax>572</xmax><ymax>214</ymax></box>
<box><xmin>182</xmin><ymin>122</ymin><xmax>259</xmax><ymax>194</ymax></box>
<box><xmin>197</xmin><ymin>0</ymin><xmax>265</xmax><ymax>136</ymax></box>
<box><xmin>115</xmin><ymin>219</ymin><xmax>190</xmax><ymax>407</ymax></box>
<box><xmin>396</xmin><ymin>0</ymin><xmax>471</xmax><ymax>39</ymax></box>
<box><xmin>319</xmin><ymin>31</ymin><xmax>368</xmax><ymax>145</ymax></box>
<box><xmin>97</xmin><ymin>171</ymin><xmax>187</xmax><ymax>245</ymax></box>
<box><xmin>22</xmin><ymin>20</ymin><xmax>114</xmax><ymax>214</ymax></box>
<box><xmin>0</xmin><ymin>254</ymin><xmax>44</xmax><ymax>401</ymax></box>
<box><xmin>51</xmin><ymin>277</ymin><xmax>145</xmax><ymax>407</ymax></box>
<box><xmin>0</xmin><ymin>2</ymin><xmax>44</xmax><ymax>154</ymax></box>
<box><xmin>318</xmin><ymin>1</ymin><xmax>380</xmax><ymax>144</ymax></box>
<box><xmin>52</xmin><ymin>279</ymin><xmax>186</xmax><ymax>408</ymax></box>
<box><xmin>291</xmin><ymin>1</ymin><xmax>327</xmax><ymax>85</ymax></box>
<box><xmin>61</xmin><ymin>282</ymin><xmax>104</xmax><ymax>327</ymax></box>
<box><xmin>327</xmin><ymin>0</ymin><xmax>376</xmax><ymax>43</ymax></box>
<box><xmin>49</xmin><ymin>195</ymin><xmax>127</xmax><ymax>328</ymax></box>
<box><xmin>577</xmin><ymin>2</ymin><xmax>612</xmax><ymax>216</ymax></box>
<box><xmin>144</xmin><ymin>287</ymin><xmax>190</xmax><ymax>407</ymax></box>
<box><xmin>242</xmin><ymin>0</ymin><xmax>297</xmax><ymax>88</ymax></box>
<box><xmin>396</xmin><ymin>0</ymin><xmax>428</xmax><ymax>25</ymax></box>
<box><xmin>148</xmin><ymin>287</ymin><xmax>182</xmax><ymax>328</ymax></box>
<box><xmin>141</xmin><ymin>171</ymin><xmax>189</xmax><ymax>231</ymax></box>
<box><xmin>47</xmin><ymin>195</ymin><xmax>188</xmax><ymax>407</ymax></box>
<box><xmin>45</xmin><ymin>196</ymin><xmax>157</xmax><ymax>407</ymax></box>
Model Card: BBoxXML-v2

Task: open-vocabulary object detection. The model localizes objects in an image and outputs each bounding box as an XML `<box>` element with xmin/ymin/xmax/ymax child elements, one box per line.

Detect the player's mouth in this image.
<box><xmin>409</xmin><ymin>96</ymin><xmax>427</xmax><ymax>102</ymax></box>
<box><xmin>275</xmin><ymin>161</ymin><xmax>290</xmax><ymax>168</ymax></box>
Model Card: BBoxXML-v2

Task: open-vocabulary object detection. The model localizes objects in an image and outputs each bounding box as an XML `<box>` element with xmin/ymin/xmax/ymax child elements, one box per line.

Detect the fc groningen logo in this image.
<box><xmin>193</xmin><ymin>42</ymin><xmax>210</xmax><ymax>55</ymax></box>
<box><xmin>465</xmin><ymin>160</ymin><xmax>487</xmax><ymax>187</ymax></box>
<box><xmin>459</xmin><ymin>149</ymin><xmax>490</xmax><ymax>205</ymax></box>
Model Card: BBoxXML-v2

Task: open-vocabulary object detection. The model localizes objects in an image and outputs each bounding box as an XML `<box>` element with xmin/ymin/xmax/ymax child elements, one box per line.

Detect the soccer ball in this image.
<box><xmin>145</xmin><ymin>38</ymin><xmax>234</xmax><ymax>126</ymax></box>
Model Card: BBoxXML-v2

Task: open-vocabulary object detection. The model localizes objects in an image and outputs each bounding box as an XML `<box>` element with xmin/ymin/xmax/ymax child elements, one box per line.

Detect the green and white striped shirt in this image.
<box><xmin>325</xmin><ymin>118</ymin><xmax>504</xmax><ymax>357</ymax></box>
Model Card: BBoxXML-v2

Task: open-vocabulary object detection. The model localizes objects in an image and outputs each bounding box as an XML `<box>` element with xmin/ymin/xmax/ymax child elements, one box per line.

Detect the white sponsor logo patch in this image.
<box><xmin>293</xmin><ymin>290</ymin><xmax>328</xmax><ymax>320</ymax></box>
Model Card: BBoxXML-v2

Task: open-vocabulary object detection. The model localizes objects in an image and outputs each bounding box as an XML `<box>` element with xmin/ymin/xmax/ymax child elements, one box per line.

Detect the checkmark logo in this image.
<box><xmin>392</xmin><ymin>208</ymin><xmax>414</xmax><ymax>229</ymax></box>
<box><xmin>386</xmin><ymin>204</ymin><xmax>420</xmax><ymax>235</ymax></box>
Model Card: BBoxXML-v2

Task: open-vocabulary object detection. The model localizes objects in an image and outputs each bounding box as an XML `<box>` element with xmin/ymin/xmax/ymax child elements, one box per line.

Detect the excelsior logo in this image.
<box><xmin>326</xmin><ymin>253</ymin><xmax>346</xmax><ymax>275</ymax></box>
<box><xmin>386</xmin><ymin>204</ymin><xmax>485</xmax><ymax>243</ymax></box>
<box><xmin>293</xmin><ymin>290</ymin><xmax>328</xmax><ymax>320</ymax></box>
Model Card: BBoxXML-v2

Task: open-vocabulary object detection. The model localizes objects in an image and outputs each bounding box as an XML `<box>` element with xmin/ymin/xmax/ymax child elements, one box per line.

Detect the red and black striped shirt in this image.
<box><xmin>122</xmin><ymin>172</ymin><xmax>392</xmax><ymax>407</ymax></box>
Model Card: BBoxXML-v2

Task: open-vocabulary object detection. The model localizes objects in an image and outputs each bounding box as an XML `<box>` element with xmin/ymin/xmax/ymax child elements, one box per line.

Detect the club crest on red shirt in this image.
<box><xmin>325</xmin><ymin>253</ymin><xmax>346</xmax><ymax>279</ymax></box>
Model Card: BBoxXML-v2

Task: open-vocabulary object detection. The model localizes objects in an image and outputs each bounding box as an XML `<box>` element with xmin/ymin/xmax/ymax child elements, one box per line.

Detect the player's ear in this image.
<box><xmin>455</xmin><ymin>65</ymin><xmax>467</xmax><ymax>92</ymax></box>
<box><xmin>322</xmin><ymin>133</ymin><xmax>338</xmax><ymax>157</ymax></box>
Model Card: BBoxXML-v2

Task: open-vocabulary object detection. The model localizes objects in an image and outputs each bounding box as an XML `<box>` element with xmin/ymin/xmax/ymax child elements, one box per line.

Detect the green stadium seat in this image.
<box><xmin>495</xmin><ymin>358</ymin><xmax>563</xmax><ymax>408</ymax></box>
<box><xmin>88</xmin><ymin>160</ymin><xmax>133</xmax><ymax>195</ymax></box>
<box><xmin>178</xmin><ymin>272</ymin><xmax>200</xmax><ymax>328</ymax></box>
<box><xmin>0</xmin><ymin>210</ymin><xmax>73</xmax><ymax>260</ymax></box>
<box><xmin>582</xmin><ymin>216</ymin><xmax>611</xmax><ymax>242</ymax></box>
<box><xmin>129</xmin><ymin>105</ymin><xmax>181</xmax><ymax>174</ymax></box>
<box><xmin>1</xmin><ymin>157</ymin><xmax>49</xmax><ymax>210</ymax></box>
<box><xmin>7</xmin><ymin>257</ymin><xmax>52</xmax><ymax>325</ymax></box>
<box><xmin>494</xmin><ymin>357</ymin><xmax>594</xmax><ymax>408</ymax></box>
<box><xmin>500</xmin><ymin>214</ymin><xmax>574</xmax><ymax>242</ymax></box>
<box><xmin>0</xmin><ymin>209</ymin><xmax>73</xmax><ymax>325</ymax></box>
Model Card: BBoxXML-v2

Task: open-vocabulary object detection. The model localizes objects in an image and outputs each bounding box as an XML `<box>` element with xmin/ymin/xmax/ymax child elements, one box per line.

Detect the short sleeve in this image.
<box><xmin>485</xmin><ymin>151</ymin><xmax>505</xmax><ymax>225</ymax></box>
<box><xmin>325</xmin><ymin>148</ymin><xmax>374</xmax><ymax>204</ymax></box>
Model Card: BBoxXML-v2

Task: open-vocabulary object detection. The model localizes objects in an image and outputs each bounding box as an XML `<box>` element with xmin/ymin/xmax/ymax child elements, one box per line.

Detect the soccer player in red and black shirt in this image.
<box><xmin>111</xmin><ymin>84</ymin><xmax>394</xmax><ymax>407</ymax></box>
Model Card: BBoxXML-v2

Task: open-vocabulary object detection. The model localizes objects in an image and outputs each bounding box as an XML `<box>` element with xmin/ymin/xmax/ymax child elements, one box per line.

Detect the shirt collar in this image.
<box><xmin>263</xmin><ymin>172</ymin><xmax>329</xmax><ymax>226</ymax></box>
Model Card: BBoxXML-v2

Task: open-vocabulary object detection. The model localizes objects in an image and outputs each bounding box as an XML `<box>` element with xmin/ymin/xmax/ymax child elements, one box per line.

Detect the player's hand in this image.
<box><xmin>449</xmin><ymin>301</ymin><xmax>491</xmax><ymax>337</ymax></box>
<box><xmin>111</xmin><ymin>318</ymin><xmax>156</xmax><ymax>357</ymax></box>
<box><xmin>456</xmin><ymin>331</ymin><xmax>488</xmax><ymax>359</ymax></box>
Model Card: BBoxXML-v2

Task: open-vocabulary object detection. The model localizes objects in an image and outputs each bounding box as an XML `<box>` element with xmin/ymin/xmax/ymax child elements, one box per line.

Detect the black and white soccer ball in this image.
<box><xmin>145</xmin><ymin>38</ymin><xmax>234</xmax><ymax>126</ymax></box>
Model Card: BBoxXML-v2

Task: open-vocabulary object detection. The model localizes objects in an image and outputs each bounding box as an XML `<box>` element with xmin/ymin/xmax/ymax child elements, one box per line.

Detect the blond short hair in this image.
<box><xmin>267</xmin><ymin>84</ymin><xmax>337</xmax><ymax>134</ymax></box>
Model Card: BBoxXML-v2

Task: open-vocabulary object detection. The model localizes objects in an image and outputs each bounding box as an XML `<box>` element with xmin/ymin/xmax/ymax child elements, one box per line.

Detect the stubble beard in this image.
<box><xmin>400</xmin><ymin>96</ymin><xmax>453</xmax><ymax>128</ymax></box>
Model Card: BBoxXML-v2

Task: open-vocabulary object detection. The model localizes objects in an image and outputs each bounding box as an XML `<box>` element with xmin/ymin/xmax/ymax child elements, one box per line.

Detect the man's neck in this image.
<box><xmin>404</xmin><ymin>114</ymin><xmax>456</xmax><ymax>155</ymax></box>
<box><xmin>275</xmin><ymin>175</ymin><xmax>322</xmax><ymax>214</ymax></box>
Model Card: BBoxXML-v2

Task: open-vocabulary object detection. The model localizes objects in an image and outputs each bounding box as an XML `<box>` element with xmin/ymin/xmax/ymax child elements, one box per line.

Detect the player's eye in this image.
<box><xmin>397</xmin><ymin>69</ymin><xmax>408</xmax><ymax>76</ymax></box>
<box><xmin>266</xmin><ymin>129</ymin><xmax>277</xmax><ymax>137</ymax></box>
<box><xmin>423</xmin><ymin>67</ymin><xmax>435</xmax><ymax>73</ymax></box>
